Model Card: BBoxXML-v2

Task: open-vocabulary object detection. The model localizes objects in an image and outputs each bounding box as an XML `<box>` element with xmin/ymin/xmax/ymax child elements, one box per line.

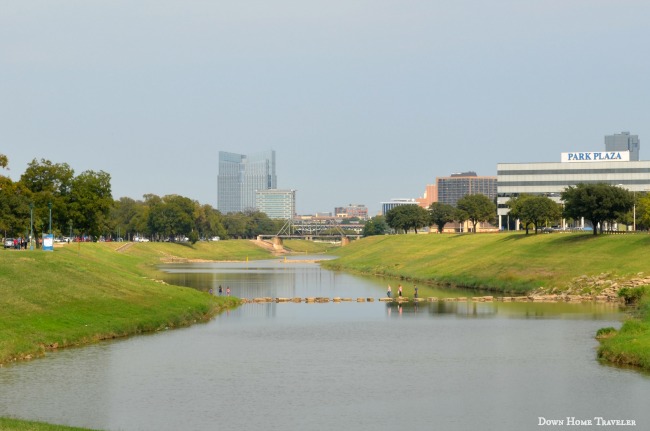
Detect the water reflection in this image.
<box><xmin>0</xmin><ymin>259</ymin><xmax>646</xmax><ymax>431</ymax></box>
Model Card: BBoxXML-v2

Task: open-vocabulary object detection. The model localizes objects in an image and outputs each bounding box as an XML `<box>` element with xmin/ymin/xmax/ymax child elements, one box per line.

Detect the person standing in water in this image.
<box><xmin>398</xmin><ymin>284</ymin><xmax>403</xmax><ymax>297</ymax></box>
<box><xmin>387</xmin><ymin>285</ymin><xmax>392</xmax><ymax>298</ymax></box>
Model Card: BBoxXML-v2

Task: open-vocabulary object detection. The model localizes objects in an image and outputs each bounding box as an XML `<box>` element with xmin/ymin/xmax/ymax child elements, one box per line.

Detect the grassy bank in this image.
<box><xmin>325</xmin><ymin>232</ymin><xmax>650</xmax><ymax>371</ymax></box>
<box><xmin>324</xmin><ymin>232</ymin><xmax>650</xmax><ymax>294</ymax></box>
<box><xmin>597</xmin><ymin>293</ymin><xmax>650</xmax><ymax>370</ymax></box>
<box><xmin>0</xmin><ymin>418</ymin><xmax>96</xmax><ymax>431</ymax></box>
<box><xmin>0</xmin><ymin>240</ymin><xmax>272</xmax><ymax>365</ymax></box>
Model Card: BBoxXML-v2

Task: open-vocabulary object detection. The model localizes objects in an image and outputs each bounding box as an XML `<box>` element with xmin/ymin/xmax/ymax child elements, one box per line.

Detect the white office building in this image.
<box><xmin>497</xmin><ymin>149</ymin><xmax>650</xmax><ymax>230</ymax></box>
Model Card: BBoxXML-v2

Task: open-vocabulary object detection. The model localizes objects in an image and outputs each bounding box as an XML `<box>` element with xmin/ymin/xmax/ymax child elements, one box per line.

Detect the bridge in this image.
<box><xmin>257</xmin><ymin>218</ymin><xmax>363</xmax><ymax>245</ymax></box>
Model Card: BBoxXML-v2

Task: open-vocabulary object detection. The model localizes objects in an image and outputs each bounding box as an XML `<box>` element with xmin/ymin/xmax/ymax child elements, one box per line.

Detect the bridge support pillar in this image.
<box><xmin>272</xmin><ymin>236</ymin><xmax>284</xmax><ymax>251</ymax></box>
<box><xmin>341</xmin><ymin>236</ymin><xmax>350</xmax><ymax>247</ymax></box>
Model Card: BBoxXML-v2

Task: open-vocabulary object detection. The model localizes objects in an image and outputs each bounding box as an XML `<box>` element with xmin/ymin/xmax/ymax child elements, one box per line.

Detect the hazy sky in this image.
<box><xmin>2</xmin><ymin>1</ymin><xmax>649</xmax><ymax>215</ymax></box>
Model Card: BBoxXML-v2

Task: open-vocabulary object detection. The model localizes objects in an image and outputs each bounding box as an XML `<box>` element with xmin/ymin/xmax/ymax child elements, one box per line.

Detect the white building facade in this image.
<box><xmin>256</xmin><ymin>189</ymin><xmax>296</xmax><ymax>220</ymax></box>
<box><xmin>497</xmin><ymin>150</ymin><xmax>650</xmax><ymax>230</ymax></box>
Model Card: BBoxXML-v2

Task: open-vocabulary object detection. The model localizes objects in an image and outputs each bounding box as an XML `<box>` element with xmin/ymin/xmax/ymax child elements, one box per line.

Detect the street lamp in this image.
<box><xmin>29</xmin><ymin>202</ymin><xmax>34</xmax><ymax>250</ymax></box>
<box><xmin>48</xmin><ymin>202</ymin><xmax>52</xmax><ymax>234</ymax></box>
<box><xmin>633</xmin><ymin>191</ymin><xmax>636</xmax><ymax>232</ymax></box>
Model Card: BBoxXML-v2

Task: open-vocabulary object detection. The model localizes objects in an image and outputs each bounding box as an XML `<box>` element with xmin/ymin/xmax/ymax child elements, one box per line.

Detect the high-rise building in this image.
<box><xmin>605</xmin><ymin>132</ymin><xmax>640</xmax><ymax>161</ymax></box>
<box><xmin>436</xmin><ymin>172</ymin><xmax>497</xmax><ymax>207</ymax></box>
<box><xmin>256</xmin><ymin>189</ymin><xmax>296</xmax><ymax>220</ymax></box>
<box><xmin>217</xmin><ymin>150</ymin><xmax>277</xmax><ymax>213</ymax></box>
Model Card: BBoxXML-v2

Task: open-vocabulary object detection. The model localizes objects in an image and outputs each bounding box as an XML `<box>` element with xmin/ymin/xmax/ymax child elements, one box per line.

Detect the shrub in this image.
<box><xmin>618</xmin><ymin>286</ymin><xmax>648</xmax><ymax>305</ymax></box>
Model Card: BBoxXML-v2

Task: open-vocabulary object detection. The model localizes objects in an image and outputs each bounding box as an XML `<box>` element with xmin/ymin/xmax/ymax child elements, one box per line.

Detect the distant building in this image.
<box><xmin>217</xmin><ymin>150</ymin><xmax>276</xmax><ymax>213</ymax></box>
<box><xmin>436</xmin><ymin>172</ymin><xmax>497</xmax><ymax>207</ymax></box>
<box><xmin>380</xmin><ymin>199</ymin><xmax>418</xmax><ymax>215</ymax></box>
<box><xmin>605</xmin><ymin>131</ymin><xmax>639</xmax><ymax>161</ymax></box>
<box><xmin>256</xmin><ymin>189</ymin><xmax>296</xmax><ymax>220</ymax></box>
<box><xmin>416</xmin><ymin>184</ymin><xmax>437</xmax><ymax>209</ymax></box>
<box><xmin>334</xmin><ymin>204</ymin><xmax>369</xmax><ymax>220</ymax></box>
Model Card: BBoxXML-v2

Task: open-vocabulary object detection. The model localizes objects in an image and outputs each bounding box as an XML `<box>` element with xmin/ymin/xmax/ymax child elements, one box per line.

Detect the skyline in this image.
<box><xmin>2</xmin><ymin>1</ymin><xmax>649</xmax><ymax>215</ymax></box>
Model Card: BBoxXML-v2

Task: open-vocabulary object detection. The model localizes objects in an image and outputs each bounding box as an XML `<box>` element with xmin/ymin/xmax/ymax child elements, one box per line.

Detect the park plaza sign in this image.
<box><xmin>561</xmin><ymin>151</ymin><xmax>630</xmax><ymax>163</ymax></box>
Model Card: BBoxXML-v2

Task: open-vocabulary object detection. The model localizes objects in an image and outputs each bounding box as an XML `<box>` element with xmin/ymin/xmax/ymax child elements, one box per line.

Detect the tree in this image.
<box><xmin>362</xmin><ymin>215</ymin><xmax>388</xmax><ymax>237</ymax></box>
<box><xmin>68</xmin><ymin>170</ymin><xmax>113</xmax><ymax>239</ymax></box>
<box><xmin>456</xmin><ymin>194</ymin><xmax>496</xmax><ymax>233</ymax></box>
<box><xmin>111</xmin><ymin>197</ymin><xmax>149</xmax><ymax>240</ymax></box>
<box><xmin>636</xmin><ymin>193</ymin><xmax>650</xmax><ymax>231</ymax></box>
<box><xmin>194</xmin><ymin>204</ymin><xmax>227</xmax><ymax>240</ymax></box>
<box><xmin>385</xmin><ymin>204</ymin><xmax>430</xmax><ymax>234</ymax></box>
<box><xmin>561</xmin><ymin>183</ymin><xmax>633</xmax><ymax>235</ymax></box>
<box><xmin>20</xmin><ymin>159</ymin><xmax>75</xmax><ymax>239</ymax></box>
<box><xmin>147</xmin><ymin>194</ymin><xmax>195</xmax><ymax>241</ymax></box>
<box><xmin>428</xmin><ymin>202</ymin><xmax>456</xmax><ymax>233</ymax></box>
<box><xmin>507</xmin><ymin>194</ymin><xmax>561</xmax><ymax>234</ymax></box>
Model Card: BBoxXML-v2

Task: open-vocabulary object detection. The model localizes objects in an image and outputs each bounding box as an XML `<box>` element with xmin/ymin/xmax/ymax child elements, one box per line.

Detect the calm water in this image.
<box><xmin>1</xmin><ymin>257</ymin><xmax>649</xmax><ymax>431</ymax></box>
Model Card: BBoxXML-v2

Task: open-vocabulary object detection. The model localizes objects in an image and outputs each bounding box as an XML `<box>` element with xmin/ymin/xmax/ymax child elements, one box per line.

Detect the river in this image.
<box><xmin>1</xmin><ymin>257</ymin><xmax>649</xmax><ymax>431</ymax></box>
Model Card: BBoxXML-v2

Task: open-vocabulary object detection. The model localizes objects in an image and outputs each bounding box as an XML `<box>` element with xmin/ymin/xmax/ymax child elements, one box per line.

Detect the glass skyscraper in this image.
<box><xmin>217</xmin><ymin>150</ymin><xmax>277</xmax><ymax>213</ymax></box>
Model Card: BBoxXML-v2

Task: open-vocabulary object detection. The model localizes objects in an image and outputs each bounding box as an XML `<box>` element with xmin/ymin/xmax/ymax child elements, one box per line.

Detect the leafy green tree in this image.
<box><xmin>244</xmin><ymin>210</ymin><xmax>277</xmax><ymax>237</ymax></box>
<box><xmin>194</xmin><ymin>204</ymin><xmax>227</xmax><ymax>240</ymax></box>
<box><xmin>147</xmin><ymin>194</ymin><xmax>195</xmax><ymax>240</ymax></box>
<box><xmin>20</xmin><ymin>159</ymin><xmax>75</xmax><ymax>239</ymax></box>
<box><xmin>362</xmin><ymin>215</ymin><xmax>388</xmax><ymax>237</ymax></box>
<box><xmin>385</xmin><ymin>204</ymin><xmax>430</xmax><ymax>234</ymax></box>
<box><xmin>456</xmin><ymin>194</ymin><xmax>496</xmax><ymax>233</ymax></box>
<box><xmin>636</xmin><ymin>193</ymin><xmax>650</xmax><ymax>231</ymax></box>
<box><xmin>68</xmin><ymin>170</ymin><xmax>113</xmax><ymax>239</ymax></box>
<box><xmin>223</xmin><ymin>212</ymin><xmax>247</xmax><ymax>239</ymax></box>
<box><xmin>561</xmin><ymin>183</ymin><xmax>633</xmax><ymax>235</ymax></box>
<box><xmin>0</xmin><ymin>178</ymin><xmax>31</xmax><ymax>238</ymax></box>
<box><xmin>428</xmin><ymin>202</ymin><xmax>456</xmax><ymax>233</ymax></box>
<box><xmin>454</xmin><ymin>208</ymin><xmax>469</xmax><ymax>233</ymax></box>
<box><xmin>111</xmin><ymin>197</ymin><xmax>149</xmax><ymax>240</ymax></box>
<box><xmin>507</xmin><ymin>194</ymin><xmax>561</xmax><ymax>234</ymax></box>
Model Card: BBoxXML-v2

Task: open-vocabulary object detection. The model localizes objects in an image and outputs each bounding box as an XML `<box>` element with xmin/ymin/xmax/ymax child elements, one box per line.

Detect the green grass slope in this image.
<box><xmin>324</xmin><ymin>233</ymin><xmax>650</xmax><ymax>293</ymax></box>
<box><xmin>0</xmin><ymin>418</ymin><xmax>96</xmax><ymax>431</ymax></box>
<box><xmin>0</xmin><ymin>240</ymin><xmax>271</xmax><ymax>364</ymax></box>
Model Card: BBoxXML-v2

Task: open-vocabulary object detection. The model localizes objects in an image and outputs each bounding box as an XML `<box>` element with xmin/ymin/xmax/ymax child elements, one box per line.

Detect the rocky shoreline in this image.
<box><xmin>530</xmin><ymin>272</ymin><xmax>650</xmax><ymax>303</ymax></box>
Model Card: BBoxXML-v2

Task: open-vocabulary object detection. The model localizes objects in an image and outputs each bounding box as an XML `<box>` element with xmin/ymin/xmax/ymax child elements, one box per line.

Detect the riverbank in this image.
<box><xmin>324</xmin><ymin>232</ymin><xmax>650</xmax><ymax>371</ymax></box>
<box><xmin>597</xmin><ymin>293</ymin><xmax>650</xmax><ymax>370</ymax></box>
<box><xmin>0</xmin><ymin>417</ymin><xmax>96</xmax><ymax>431</ymax></box>
<box><xmin>323</xmin><ymin>233</ymin><xmax>650</xmax><ymax>294</ymax></box>
<box><xmin>0</xmin><ymin>240</ymin><xmax>272</xmax><ymax>365</ymax></box>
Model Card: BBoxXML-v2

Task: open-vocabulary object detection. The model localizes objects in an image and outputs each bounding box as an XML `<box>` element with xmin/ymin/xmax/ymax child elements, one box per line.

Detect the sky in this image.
<box><xmin>2</xmin><ymin>1</ymin><xmax>649</xmax><ymax>215</ymax></box>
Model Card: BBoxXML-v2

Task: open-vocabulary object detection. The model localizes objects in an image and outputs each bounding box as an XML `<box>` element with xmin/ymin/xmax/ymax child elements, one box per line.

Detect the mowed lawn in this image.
<box><xmin>0</xmin><ymin>240</ymin><xmax>270</xmax><ymax>364</ymax></box>
<box><xmin>324</xmin><ymin>232</ymin><xmax>650</xmax><ymax>293</ymax></box>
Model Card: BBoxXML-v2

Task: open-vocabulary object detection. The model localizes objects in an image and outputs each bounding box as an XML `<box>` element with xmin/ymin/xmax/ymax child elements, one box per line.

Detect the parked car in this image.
<box><xmin>4</xmin><ymin>238</ymin><xmax>14</xmax><ymax>249</ymax></box>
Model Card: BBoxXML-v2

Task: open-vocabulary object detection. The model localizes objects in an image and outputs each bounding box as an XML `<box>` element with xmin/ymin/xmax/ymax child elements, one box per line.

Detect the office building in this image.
<box><xmin>256</xmin><ymin>189</ymin><xmax>296</xmax><ymax>220</ymax></box>
<box><xmin>380</xmin><ymin>199</ymin><xmax>418</xmax><ymax>216</ymax></box>
<box><xmin>605</xmin><ymin>132</ymin><xmax>639</xmax><ymax>161</ymax></box>
<box><xmin>334</xmin><ymin>204</ymin><xmax>369</xmax><ymax>220</ymax></box>
<box><xmin>436</xmin><ymin>172</ymin><xmax>497</xmax><ymax>207</ymax></box>
<box><xmin>217</xmin><ymin>150</ymin><xmax>277</xmax><ymax>213</ymax></box>
<box><xmin>497</xmin><ymin>145</ymin><xmax>650</xmax><ymax>229</ymax></box>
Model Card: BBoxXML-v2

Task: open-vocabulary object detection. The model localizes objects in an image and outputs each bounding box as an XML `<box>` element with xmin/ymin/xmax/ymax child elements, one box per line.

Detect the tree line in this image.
<box><xmin>2</xmin><ymin>155</ymin><xmax>645</xmax><ymax>241</ymax></box>
<box><xmin>0</xmin><ymin>157</ymin><xmax>284</xmax><ymax>244</ymax></box>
